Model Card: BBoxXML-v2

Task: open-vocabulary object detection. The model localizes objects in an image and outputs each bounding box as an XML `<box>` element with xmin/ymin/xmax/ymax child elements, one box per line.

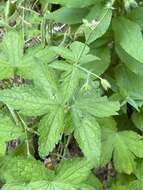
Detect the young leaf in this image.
<box><xmin>100</xmin><ymin>118</ymin><xmax>143</xmax><ymax>174</ymax></box>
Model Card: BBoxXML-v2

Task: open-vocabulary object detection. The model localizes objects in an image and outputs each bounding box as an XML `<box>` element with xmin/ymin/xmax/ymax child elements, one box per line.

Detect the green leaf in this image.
<box><xmin>72</xmin><ymin>112</ymin><xmax>101</xmax><ymax>163</ymax></box>
<box><xmin>55</xmin><ymin>158</ymin><xmax>93</xmax><ymax>184</ymax></box>
<box><xmin>52</xmin><ymin>41</ymin><xmax>98</xmax><ymax>102</ymax></box>
<box><xmin>61</xmin><ymin>66</ymin><xmax>80</xmax><ymax>103</ymax></box>
<box><xmin>85</xmin><ymin>174</ymin><xmax>103</xmax><ymax>190</ymax></box>
<box><xmin>74</xmin><ymin>93</ymin><xmax>120</xmax><ymax>118</ymax></box>
<box><xmin>112</xmin><ymin>17</ymin><xmax>143</xmax><ymax>75</ymax></box>
<box><xmin>2</xmin><ymin>31</ymin><xmax>23</xmax><ymax>67</ymax></box>
<box><xmin>47</xmin><ymin>7</ymin><xmax>89</xmax><ymax>24</ymax></box>
<box><xmin>132</xmin><ymin>111</ymin><xmax>143</xmax><ymax>131</ymax></box>
<box><xmin>128</xmin><ymin>7</ymin><xmax>143</xmax><ymax>30</ymax></box>
<box><xmin>1</xmin><ymin>183</ymin><xmax>26</xmax><ymax>190</ymax></box>
<box><xmin>129</xmin><ymin>161</ymin><xmax>143</xmax><ymax>190</ymax></box>
<box><xmin>84</xmin><ymin>2</ymin><xmax>112</xmax><ymax>44</ymax></box>
<box><xmin>38</xmin><ymin>106</ymin><xmax>64</xmax><ymax>157</ymax></box>
<box><xmin>110</xmin><ymin>184</ymin><xmax>131</xmax><ymax>190</ymax></box>
<box><xmin>85</xmin><ymin>46</ymin><xmax>111</xmax><ymax>76</ymax></box>
<box><xmin>1</xmin><ymin>158</ymin><xmax>94</xmax><ymax>190</ymax></box>
<box><xmin>0</xmin><ymin>113</ymin><xmax>24</xmax><ymax>155</ymax></box>
<box><xmin>115</xmin><ymin>65</ymin><xmax>143</xmax><ymax>108</ymax></box>
<box><xmin>46</xmin><ymin>0</ymin><xmax>97</xmax><ymax>8</ymax></box>
<box><xmin>0</xmin><ymin>156</ymin><xmax>53</xmax><ymax>183</ymax></box>
<box><xmin>0</xmin><ymin>31</ymin><xmax>56</xmax><ymax>80</ymax></box>
<box><xmin>0</xmin><ymin>86</ymin><xmax>53</xmax><ymax>116</ymax></box>
<box><xmin>52</xmin><ymin>41</ymin><xmax>98</xmax><ymax>64</ymax></box>
<box><xmin>100</xmin><ymin>118</ymin><xmax>143</xmax><ymax>174</ymax></box>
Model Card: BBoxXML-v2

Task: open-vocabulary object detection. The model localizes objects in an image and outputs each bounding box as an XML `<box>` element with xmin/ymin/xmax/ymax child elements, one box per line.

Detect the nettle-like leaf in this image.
<box><xmin>51</xmin><ymin>41</ymin><xmax>99</xmax><ymax>103</ymax></box>
<box><xmin>1</xmin><ymin>158</ymin><xmax>94</xmax><ymax>190</ymax></box>
<box><xmin>0</xmin><ymin>56</ymin><xmax>120</xmax><ymax>160</ymax></box>
<box><xmin>83</xmin><ymin>2</ymin><xmax>112</xmax><ymax>44</ymax></box>
<box><xmin>112</xmin><ymin>17</ymin><xmax>143</xmax><ymax>75</ymax></box>
<box><xmin>0</xmin><ymin>113</ymin><xmax>24</xmax><ymax>155</ymax></box>
<box><xmin>100</xmin><ymin>118</ymin><xmax>143</xmax><ymax>174</ymax></box>
<box><xmin>0</xmin><ymin>31</ymin><xmax>55</xmax><ymax>79</ymax></box>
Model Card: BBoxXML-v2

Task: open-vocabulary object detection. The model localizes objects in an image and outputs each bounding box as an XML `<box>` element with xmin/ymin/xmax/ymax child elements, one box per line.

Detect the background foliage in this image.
<box><xmin>0</xmin><ymin>0</ymin><xmax>143</xmax><ymax>189</ymax></box>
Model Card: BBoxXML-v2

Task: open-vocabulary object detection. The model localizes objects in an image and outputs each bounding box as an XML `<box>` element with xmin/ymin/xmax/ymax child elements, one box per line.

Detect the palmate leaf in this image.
<box><xmin>100</xmin><ymin>118</ymin><xmax>143</xmax><ymax>174</ymax></box>
<box><xmin>72</xmin><ymin>111</ymin><xmax>101</xmax><ymax>164</ymax></box>
<box><xmin>112</xmin><ymin>17</ymin><xmax>143</xmax><ymax>75</ymax></box>
<box><xmin>0</xmin><ymin>113</ymin><xmax>24</xmax><ymax>155</ymax></box>
<box><xmin>55</xmin><ymin>158</ymin><xmax>93</xmax><ymax>184</ymax></box>
<box><xmin>2</xmin><ymin>181</ymin><xmax>95</xmax><ymax>190</ymax></box>
<box><xmin>68</xmin><ymin>90</ymin><xmax>119</xmax><ymax>162</ymax></box>
<box><xmin>51</xmin><ymin>41</ymin><xmax>99</xmax><ymax>102</ymax></box>
<box><xmin>1</xmin><ymin>158</ymin><xmax>94</xmax><ymax>190</ymax></box>
<box><xmin>0</xmin><ymin>156</ymin><xmax>53</xmax><ymax>183</ymax></box>
<box><xmin>0</xmin><ymin>63</ymin><xmax>65</xmax><ymax>157</ymax></box>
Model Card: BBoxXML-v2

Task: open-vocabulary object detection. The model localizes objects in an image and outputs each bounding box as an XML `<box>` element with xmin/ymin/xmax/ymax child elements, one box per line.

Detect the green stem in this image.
<box><xmin>17</xmin><ymin>113</ymin><xmax>31</xmax><ymax>157</ymax></box>
<box><xmin>63</xmin><ymin>135</ymin><xmax>72</xmax><ymax>158</ymax></box>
